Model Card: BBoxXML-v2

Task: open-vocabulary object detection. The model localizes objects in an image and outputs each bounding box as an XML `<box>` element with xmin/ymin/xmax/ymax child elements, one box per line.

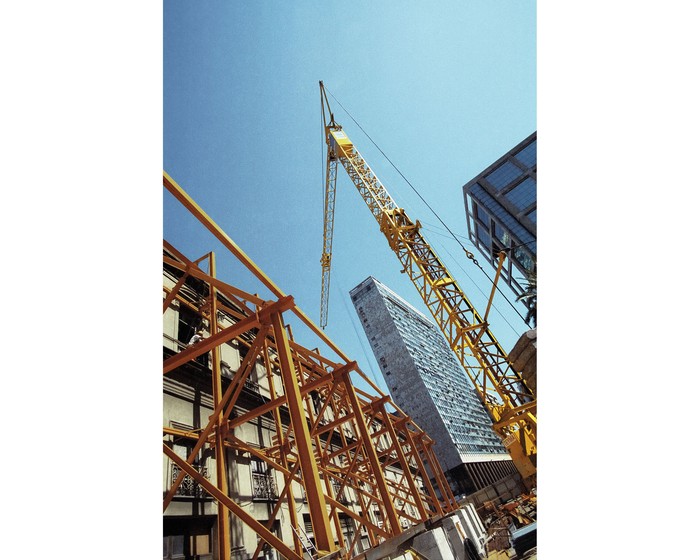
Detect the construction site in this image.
<box><xmin>163</xmin><ymin>82</ymin><xmax>537</xmax><ymax>560</ymax></box>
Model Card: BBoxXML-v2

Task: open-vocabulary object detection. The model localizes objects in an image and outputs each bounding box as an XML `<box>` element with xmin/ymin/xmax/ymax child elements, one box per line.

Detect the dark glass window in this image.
<box><xmin>177</xmin><ymin>306</ymin><xmax>201</xmax><ymax>346</ymax></box>
<box><xmin>513</xmin><ymin>246</ymin><xmax>535</xmax><ymax>272</ymax></box>
<box><xmin>475</xmin><ymin>203</ymin><xmax>490</xmax><ymax>226</ymax></box>
<box><xmin>476</xmin><ymin>224</ymin><xmax>490</xmax><ymax>246</ymax></box>
<box><xmin>163</xmin><ymin>535</ymin><xmax>184</xmax><ymax>559</ymax></box>
<box><xmin>514</xmin><ymin>139</ymin><xmax>537</xmax><ymax>168</ymax></box>
<box><xmin>493</xmin><ymin>223</ymin><xmax>510</xmax><ymax>245</ymax></box>
<box><xmin>485</xmin><ymin>161</ymin><xmax>523</xmax><ymax>191</ymax></box>
<box><xmin>504</xmin><ymin>178</ymin><xmax>536</xmax><ymax>211</ymax></box>
<box><xmin>526</xmin><ymin>208</ymin><xmax>536</xmax><ymax>225</ymax></box>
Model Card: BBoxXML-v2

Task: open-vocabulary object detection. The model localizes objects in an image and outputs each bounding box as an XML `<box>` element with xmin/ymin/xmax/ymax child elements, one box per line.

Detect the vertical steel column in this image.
<box><xmin>418</xmin><ymin>436</ymin><xmax>456</xmax><ymax>513</ymax></box>
<box><xmin>301</xmin><ymin>384</ymin><xmax>345</xmax><ymax>552</ymax></box>
<box><xmin>376</xmin><ymin>402</ymin><xmax>428</xmax><ymax>520</ymax></box>
<box><xmin>336</xmin><ymin>367</ymin><xmax>402</xmax><ymax>536</ymax></box>
<box><xmin>263</xmin><ymin>339</ymin><xmax>303</xmax><ymax>559</ymax></box>
<box><xmin>397</xmin><ymin>420</ymin><xmax>443</xmax><ymax>517</ymax></box>
<box><xmin>209</xmin><ymin>252</ymin><xmax>232</xmax><ymax>560</ymax></box>
<box><xmin>324</xmin><ymin>469</ymin><xmax>346</xmax><ymax>552</ymax></box>
<box><xmin>269</xmin><ymin>311</ymin><xmax>336</xmax><ymax>554</ymax></box>
<box><xmin>421</xmin><ymin>437</ymin><xmax>448</xmax><ymax>507</ymax></box>
<box><xmin>329</xmin><ymin>398</ymin><xmax>379</xmax><ymax>548</ymax></box>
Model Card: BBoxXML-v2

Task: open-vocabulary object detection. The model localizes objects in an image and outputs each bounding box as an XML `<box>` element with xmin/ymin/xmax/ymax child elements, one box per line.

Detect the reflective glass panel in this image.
<box><xmin>494</xmin><ymin>223</ymin><xmax>510</xmax><ymax>245</ymax></box>
<box><xmin>504</xmin><ymin>178</ymin><xmax>536</xmax><ymax>211</ymax></box>
<box><xmin>476</xmin><ymin>223</ymin><xmax>490</xmax><ymax>246</ymax></box>
<box><xmin>475</xmin><ymin>203</ymin><xmax>490</xmax><ymax>226</ymax></box>
<box><xmin>513</xmin><ymin>246</ymin><xmax>535</xmax><ymax>271</ymax></box>
<box><xmin>485</xmin><ymin>161</ymin><xmax>523</xmax><ymax>191</ymax></box>
<box><xmin>514</xmin><ymin>139</ymin><xmax>537</xmax><ymax>168</ymax></box>
<box><xmin>471</xmin><ymin>185</ymin><xmax>535</xmax><ymax>249</ymax></box>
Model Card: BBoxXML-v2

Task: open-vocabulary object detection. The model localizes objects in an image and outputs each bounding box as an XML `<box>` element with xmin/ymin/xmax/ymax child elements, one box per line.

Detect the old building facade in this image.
<box><xmin>163</xmin><ymin>247</ymin><xmax>455</xmax><ymax>560</ymax></box>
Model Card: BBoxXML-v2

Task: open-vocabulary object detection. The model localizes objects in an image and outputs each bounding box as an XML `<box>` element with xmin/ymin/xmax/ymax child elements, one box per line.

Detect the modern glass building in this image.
<box><xmin>463</xmin><ymin>132</ymin><xmax>536</xmax><ymax>297</ymax></box>
<box><xmin>350</xmin><ymin>276</ymin><xmax>518</xmax><ymax>496</ymax></box>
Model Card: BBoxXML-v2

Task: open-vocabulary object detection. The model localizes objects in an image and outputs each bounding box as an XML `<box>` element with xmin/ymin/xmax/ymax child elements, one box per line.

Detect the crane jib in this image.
<box><xmin>319</xmin><ymin>88</ymin><xmax>536</xmax><ymax>485</ymax></box>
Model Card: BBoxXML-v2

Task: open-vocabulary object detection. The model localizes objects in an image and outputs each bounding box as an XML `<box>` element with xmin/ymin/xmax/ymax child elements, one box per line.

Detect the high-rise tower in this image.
<box><xmin>350</xmin><ymin>277</ymin><xmax>518</xmax><ymax>495</ymax></box>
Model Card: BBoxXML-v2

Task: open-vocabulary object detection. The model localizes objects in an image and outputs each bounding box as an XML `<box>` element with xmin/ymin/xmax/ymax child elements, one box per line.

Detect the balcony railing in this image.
<box><xmin>171</xmin><ymin>462</ymin><xmax>209</xmax><ymax>499</ymax></box>
<box><xmin>244</xmin><ymin>378</ymin><xmax>260</xmax><ymax>393</ymax></box>
<box><xmin>252</xmin><ymin>472</ymin><xmax>278</xmax><ymax>501</ymax></box>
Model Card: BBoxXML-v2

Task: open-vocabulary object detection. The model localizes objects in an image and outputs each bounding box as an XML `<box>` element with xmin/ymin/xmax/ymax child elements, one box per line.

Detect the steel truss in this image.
<box><xmin>163</xmin><ymin>172</ymin><xmax>457</xmax><ymax>560</ymax></box>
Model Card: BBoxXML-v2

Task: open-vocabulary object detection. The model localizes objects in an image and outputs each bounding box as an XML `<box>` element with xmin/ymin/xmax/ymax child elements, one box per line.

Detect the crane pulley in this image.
<box><xmin>318</xmin><ymin>81</ymin><xmax>537</xmax><ymax>484</ymax></box>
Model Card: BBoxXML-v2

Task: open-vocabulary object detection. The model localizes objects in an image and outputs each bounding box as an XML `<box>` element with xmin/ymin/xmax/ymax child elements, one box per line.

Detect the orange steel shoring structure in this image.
<box><xmin>163</xmin><ymin>172</ymin><xmax>457</xmax><ymax>560</ymax></box>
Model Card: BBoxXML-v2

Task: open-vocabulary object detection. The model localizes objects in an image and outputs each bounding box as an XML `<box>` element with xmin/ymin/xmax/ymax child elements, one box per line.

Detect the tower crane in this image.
<box><xmin>318</xmin><ymin>81</ymin><xmax>537</xmax><ymax>486</ymax></box>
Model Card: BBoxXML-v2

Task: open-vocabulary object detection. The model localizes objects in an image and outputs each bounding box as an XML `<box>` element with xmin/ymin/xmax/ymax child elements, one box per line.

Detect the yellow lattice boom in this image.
<box><xmin>317</xmin><ymin>82</ymin><xmax>536</xmax><ymax>484</ymax></box>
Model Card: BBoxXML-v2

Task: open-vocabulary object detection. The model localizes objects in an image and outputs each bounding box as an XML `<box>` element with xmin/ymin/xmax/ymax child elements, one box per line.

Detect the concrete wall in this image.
<box><xmin>453</xmin><ymin>505</ymin><xmax>487</xmax><ymax>558</ymax></box>
<box><xmin>441</xmin><ymin>516</ymin><xmax>467</xmax><ymax>560</ymax></box>
<box><xmin>412</xmin><ymin>527</ymin><xmax>456</xmax><ymax>560</ymax></box>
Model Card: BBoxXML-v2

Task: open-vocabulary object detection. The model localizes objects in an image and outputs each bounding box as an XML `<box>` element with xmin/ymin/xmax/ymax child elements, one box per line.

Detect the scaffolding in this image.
<box><xmin>163</xmin><ymin>172</ymin><xmax>458</xmax><ymax>560</ymax></box>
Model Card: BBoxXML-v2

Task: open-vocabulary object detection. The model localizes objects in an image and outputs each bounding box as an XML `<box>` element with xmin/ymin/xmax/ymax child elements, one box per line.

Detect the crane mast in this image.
<box><xmin>319</xmin><ymin>85</ymin><xmax>341</xmax><ymax>330</ymax></box>
<box><xmin>319</xmin><ymin>147</ymin><xmax>338</xmax><ymax>329</ymax></box>
<box><xmin>318</xmin><ymin>82</ymin><xmax>536</xmax><ymax>483</ymax></box>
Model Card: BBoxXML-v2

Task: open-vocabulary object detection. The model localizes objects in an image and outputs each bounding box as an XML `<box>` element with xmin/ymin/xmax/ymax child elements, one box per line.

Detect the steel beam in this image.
<box><xmin>269</xmin><ymin>310</ymin><xmax>336</xmax><ymax>554</ymax></box>
<box><xmin>208</xmin><ymin>253</ymin><xmax>232</xmax><ymax>560</ymax></box>
<box><xmin>337</xmin><ymin>366</ymin><xmax>402</xmax><ymax>536</ymax></box>
<box><xmin>378</xmin><ymin>405</ymin><xmax>428</xmax><ymax>520</ymax></box>
<box><xmin>163</xmin><ymin>295</ymin><xmax>294</xmax><ymax>375</ymax></box>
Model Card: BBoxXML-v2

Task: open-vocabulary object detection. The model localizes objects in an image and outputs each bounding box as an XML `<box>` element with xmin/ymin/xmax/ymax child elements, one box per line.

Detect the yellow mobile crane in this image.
<box><xmin>318</xmin><ymin>82</ymin><xmax>537</xmax><ymax>486</ymax></box>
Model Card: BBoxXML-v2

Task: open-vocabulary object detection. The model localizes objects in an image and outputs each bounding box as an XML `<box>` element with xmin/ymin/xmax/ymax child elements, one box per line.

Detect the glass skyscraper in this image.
<box><xmin>463</xmin><ymin>132</ymin><xmax>536</xmax><ymax>297</ymax></box>
<box><xmin>350</xmin><ymin>276</ymin><xmax>517</xmax><ymax>495</ymax></box>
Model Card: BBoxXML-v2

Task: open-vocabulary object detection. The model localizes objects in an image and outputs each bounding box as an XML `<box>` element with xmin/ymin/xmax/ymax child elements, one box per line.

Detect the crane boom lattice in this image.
<box><xmin>318</xmin><ymin>81</ymin><xmax>536</xmax><ymax>483</ymax></box>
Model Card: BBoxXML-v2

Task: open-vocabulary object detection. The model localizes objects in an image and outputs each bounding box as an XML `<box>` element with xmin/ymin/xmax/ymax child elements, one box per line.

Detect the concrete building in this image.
<box><xmin>349</xmin><ymin>277</ymin><xmax>518</xmax><ymax>497</ymax></box>
<box><xmin>462</xmin><ymin>132</ymin><xmax>536</xmax><ymax>298</ymax></box>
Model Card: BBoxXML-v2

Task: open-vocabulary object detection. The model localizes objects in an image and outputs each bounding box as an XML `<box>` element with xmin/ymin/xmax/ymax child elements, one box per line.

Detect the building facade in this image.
<box><xmin>462</xmin><ymin>132</ymin><xmax>536</xmax><ymax>297</ymax></box>
<box><xmin>350</xmin><ymin>277</ymin><xmax>518</xmax><ymax>496</ymax></box>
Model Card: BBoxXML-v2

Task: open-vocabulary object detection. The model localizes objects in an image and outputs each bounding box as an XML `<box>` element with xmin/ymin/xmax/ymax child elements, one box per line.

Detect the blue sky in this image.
<box><xmin>163</xmin><ymin>1</ymin><xmax>536</xmax><ymax>393</ymax></box>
